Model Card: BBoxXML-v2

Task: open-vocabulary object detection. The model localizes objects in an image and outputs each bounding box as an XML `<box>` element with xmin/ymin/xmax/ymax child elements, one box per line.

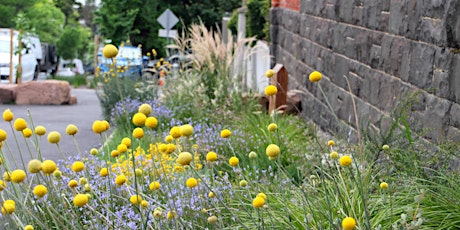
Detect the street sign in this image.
<box><xmin>157</xmin><ymin>9</ymin><xmax>179</xmax><ymax>30</ymax></box>
<box><xmin>159</xmin><ymin>29</ymin><xmax>178</xmax><ymax>38</ymax></box>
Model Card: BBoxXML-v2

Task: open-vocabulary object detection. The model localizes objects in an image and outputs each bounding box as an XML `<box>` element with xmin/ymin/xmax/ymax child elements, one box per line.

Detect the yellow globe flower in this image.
<box><xmin>3</xmin><ymin>109</ymin><xmax>13</xmax><ymax>122</ymax></box>
<box><xmin>329</xmin><ymin>151</ymin><xmax>339</xmax><ymax>159</ymax></box>
<box><xmin>53</xmin><ymin>170</ymin><xmax>62</xmax><ymax>178</ymax></box>
<box><xmin>117</xmin><ymin>143</ymin><xmax>128</xmax><ymax>153</ymax></box>
<box><xmin>0</xmin><ymin>180</ymin><xmax>6</xmax><ymax>191</ymax></box>
<box><xmin>327</xmin><ymin>140</ymin><xmax>335</xmax><ymax>146</ymax></box>
<box><xmin>339</xmin><ymin>155</ymin><xmax>352</xmax><ymax>167</ymax></box>
<box><xmin>102</xmin><ymin>44</ymin><xmax>118</xmax><ymax>58</ymax></box>
<box><xmin>265</xmin><ymin>85</ymin><xmax>278</xmax><ymax>96</ymax></box>
<box><xmin>34</xmin><ymin>126</ymin><xmax>46</xmax><ymax>136</ymax></box>
<box><xmin>249</xmin><ymin>151</ymin><xmax>258</xmax><ymax>159</ymax></box>
<box><xmin>27</xmin><ymin>159</ymin><xmax>42</xmax><ymax>173</ymax></box>
<box><xmin>177</xmin><ymin>152</ymin><xmax>193</xmax><ymax>165</ymax></box>
<box><xmin>266</xmin><ymin>144</ymin><xmax>280</xmax><ymax>158</ymax></box>
<box><xmin>33</xmin><ymin>184</ymin><xmax>47</xmax><ymax>198</ymax></box>
<box><xmin>111</xmin><ymin>150</ymin><xmax>119</xmax><ymax>158</ymax></box>
<box><xmin>206</xmin><ymin>151</ymin><xmax>218</xmax><ymax>162</ymax></box>
<box><xmin>3</xmin><ymin>172</ymin><xmax>10</xmax><ymax>181</ymax></box>
<box><xmin>265</xmin><ymin>69</ymin><xmax>275</xmax><ymax>78</ymax></box>
<box><xmin>132</xmin><ymin>112</ymin><xmax>147</xmax><ymax>127</ymax></box>
<box><xmin>24</xmin><ymin>225</ymin><xmax>34</xmax><ymax>230</ymax></box>
<box><xmin>257</xmin><ymin>193</ymin><xmax>267</xmax><ymax>200</ymax></box>
<box><xmin>0</xmin><ymin>129</ymin><xmax>6</xmax><ymax>142</ymax></box>
<box><xmin>73</xmin><ymin>194</ymin><xmax>89</xmax><ymax>207</ymax></box>
<box><xmin>220</xmin><ymin>129</ymin><xmax>231</xmax><ymax>138</ymax></box>
<box><xmin>133</xmin><ymin>127</ymin><xmax>144</xmax><ymax>139</ymax></box>
<box><xmin>135</xmin><ymin>169</ymin><xmax>143</xmax><ymax>177</ymax></box>
<box><xmin>153</xmin><ymin>209</ymin><xmax>163</xmax><ymax>219</ymax></box>
<box><xmin>65</xmin><ymin>124</ymin><xmax>78</xmax><ymax>135</ymax></box>
<box><xmin>208</xmin><ymin>191</ymin><xmax>215</xmax><ymax>198</ymax></box>
<box><xmin>2</xmin><ymin>200</ymin><xmax>15</xmax><ymax>214</ymax></box>
<box><xmin>239</xmin><ymin>180</ymin><xmax>248</xmax><ymax>187</ymax></box>
<box><xmin>90</xmin><ymin>148</ymin><xmax>98</xmax><ymax>155</ymax></box>
<box><xmin>179</xmin><ymin>124</ymin><xmax>194</xmax><ymax>137</ymax></box>
<box><xmin>229</xmin><ymin>157</ymin><xmax>239</xmax><ymax>167</ymax></box>
<box><xmin>68</xmin><ymin>180</ymin><xmax>78</xmax><ymax>188</ymax></box>
<box><xmin>149</xmin><ymin>181</ymin><xmax>161</xmax><ymax>191</ymax></box>
<box><xmin>141</xmin><ymin>200</ymin><xmax>149</xmax><ymax>208</ymax></box>
<box><xmin>92</xmin><ymin>120</ymin><xmax>106</xmax><ymax>134</ymax></box>
<box><xmin>382</xmin><ymin>144</ymin><xmax>390</xmax><ymax>150</ymax></box>
<box><xmin>145</xmin><ymin>117</ymin><xmax>158</xmax><ymax>129</ymax></box>
<box><xmin>22</xmin><ymin>128</ymin><xmax>32</xmax><ymax>138</ymax></box>
<box><xmin>380</xmin><ymin>182</ymin><xmax>389</xmax><ymax>189</ymax></box>
<box><xmin>47</xmin><ymin>131</ymin><xmax>61</xmax><ymax>144</ymax></box>
<box><xmin>72</xmin><ymin>161</ymin><xmax>85</xmax><ymax>173</ymax></box>
<box><xmin>309</xmin><ymin>71</ymin><xmax>322</xmax><ymax>82</ymax></box>
<box><xmin>99</xmin><ymin>168</ymin><xmax>109</xmax><ymax>177</ymax></box>
<box><xmin>11</xmin><ymin>169</ymin><xmax>26</xmax><ymax>183</ymax></box>
<box><xmin>169</xmin><ymin>126</ymin><xmax>181</xmax><ymax>138</ymax></box>
<box><xmin>42</xmin><ymin>160</ymin><xmax>57</xmax><ymax>175</ymax></box>
<box><xmin>129</xmin><ymin>194</ymin><xmax>143</xmax><ymax>205</ymax></box>
<box><xmin>253</xmin><ymin>196</ymin><xmax>265</xmax><ymax>208</ymax></box>
<box><xmin>79</xmin><ymin>177</ymin><xmax>87</xmax><ymax>185</ymax></box>
<box><xmin>186</xmin><ymin>177</ymin><xmax>198</xmax><ymax>188</ymax></box>
<box><xmin>167</xmin><ymin>143</ymin><xmax>176</xmax><ymax>154</ymax></box>
<box><xmin>138</xmin><ymin>103</ymin><xmax>152</xmax><ymax>115</ymax></box>
<box><xmin>115</xmin><ymin>175</ymin><xmax>127</xmax><ymax>186</ymax></box>
<box><xmin>121</xmin><ymin>137</ymin><xmax>132</xmax><ymax>148</ymax></box>
<box><xmin>267</xmin><ymin>123</ymin><xmax>277</xmax><ymax>132</ymax></box>
<box><xmin>14</xmin><ymin>118</ymin><xmax>27</xmax><ymax>131</ymax></box>
<box><xmin>342</xmin><ymin>217</ymin><xmax>356</xmax><ymax>230</ymax></box>
<box><xmin>208</xmin><ymin>215</ymin><xmax>218</xmax><ymax>224</ymax></box>
<box><xmin>167</xmin><ymin>211</ymin><xmax>175</xmax><ymax>219</ymax></box>
<box><xmin>165</xmin><ymin>135</ymin><xmax>173</xmax><ymax>143</ymax></box>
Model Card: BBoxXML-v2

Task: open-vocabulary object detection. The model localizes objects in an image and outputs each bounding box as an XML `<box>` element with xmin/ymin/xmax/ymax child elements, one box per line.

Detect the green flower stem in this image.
<box><xmin>26</xmin><ymin>109</ymin><xmax>42</xmax><ymax>161</ymax></box>
<box><xmin>72</xmin><ymin>135</ymin><xmax>81</xmax><ymax>155</ymax></box>
<box><xmin>190</xmin><ymin>167</ymin><xmax>250</xmax><ymax>229</ymax></box>
<box><xmin>348</xmin><ymin>166</ymin><xmax>371</xmax><ymax>229</ymax></box>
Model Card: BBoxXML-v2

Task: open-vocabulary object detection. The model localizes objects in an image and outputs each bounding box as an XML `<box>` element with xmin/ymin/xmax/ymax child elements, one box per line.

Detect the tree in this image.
<box><xmin>0</xmin><ymin>0</ymin><xmax>40</xmax><ymax>28</ymax></box>
<box><xmin>53</xmin><ymin>0</ymin><xmax>81</xmax><ymax>25</ymax></box>
<box><xmin>94</xmin><ymin>0</ymin><xmax>241</xmax><ymax>57</ymax></box>
<box><xmin>21</xmin><ymin>2</ymin><xmax>66</xmax><ymax>44</ymax></box>
<box><xmin>56</xmin><ymin>26</ymin><xmax>88</xmax><ymax>60</ymax></box>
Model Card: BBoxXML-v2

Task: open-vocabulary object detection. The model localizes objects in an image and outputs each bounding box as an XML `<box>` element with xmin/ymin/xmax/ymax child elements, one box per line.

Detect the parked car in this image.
<box><xmin>0</xmin><ymin>28</ymin><xmax>42</xmax><ymax>83</ymax></box>
<box><xmin>98</xmin><ymin>45</ymin><xmax>143</xmax><ymax>78</ymax></box>
<box><xmin>55</xmin><ymin>58</ymin><xmax>84</xmax><ymax>77</ymax></box>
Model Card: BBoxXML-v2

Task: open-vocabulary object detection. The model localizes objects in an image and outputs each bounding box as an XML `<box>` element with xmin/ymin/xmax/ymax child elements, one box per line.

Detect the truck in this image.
<box><xmin>0</xmin><ymin>28</ymin><xmax>43</xmax><ymax>84</ymax></box>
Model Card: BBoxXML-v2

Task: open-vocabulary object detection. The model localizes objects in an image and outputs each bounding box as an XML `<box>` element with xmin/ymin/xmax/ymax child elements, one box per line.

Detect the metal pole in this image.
<box><xmin>9</xmin><ymin>28</ymin><xmax>13</xmax><ymax>84</ymax></box>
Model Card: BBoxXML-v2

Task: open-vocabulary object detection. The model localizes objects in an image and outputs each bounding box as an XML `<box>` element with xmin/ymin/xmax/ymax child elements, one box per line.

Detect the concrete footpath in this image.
<box><xmin>0</xmin><ymin>88</ymin><xmax>104</xmax><ymax>165</ymax></box>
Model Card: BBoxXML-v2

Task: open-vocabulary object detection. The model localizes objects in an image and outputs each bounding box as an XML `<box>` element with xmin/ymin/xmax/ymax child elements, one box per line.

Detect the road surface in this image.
<box><xmin>0</xmin><ymin>83</ymin><xmax>104</xmax><ymax>168</ymax></box>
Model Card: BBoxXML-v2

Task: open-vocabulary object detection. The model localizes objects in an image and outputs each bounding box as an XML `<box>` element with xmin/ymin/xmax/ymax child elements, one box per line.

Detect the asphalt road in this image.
<box><xmin>0</xmin><ymin>77</ymin><xmax>104</xmax><ymax>168</ymax></box>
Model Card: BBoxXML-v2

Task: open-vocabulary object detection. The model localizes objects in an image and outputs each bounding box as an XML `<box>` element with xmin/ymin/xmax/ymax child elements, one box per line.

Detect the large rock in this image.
<box><xmin>15</xmin><ymin>80</ymin><xmax>72</xmax><ymax>105</ymax></box>
<box><xmin>0</xmin><ymin>84</ymin><xmax>17</xmax><ymax>104</ymax></box>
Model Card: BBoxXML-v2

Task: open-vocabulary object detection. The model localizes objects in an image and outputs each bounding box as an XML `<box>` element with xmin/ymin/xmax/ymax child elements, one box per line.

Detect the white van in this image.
<box><xmin>0</xmin><ymin>28</ymin><xmax>42</xmax><ymax>83</ymax></box>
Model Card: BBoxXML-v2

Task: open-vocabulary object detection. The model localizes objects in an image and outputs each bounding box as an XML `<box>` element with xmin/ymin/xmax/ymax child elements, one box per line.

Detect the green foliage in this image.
<box><xmin>0</xmin><ymin>0</ymin><xmax>39</xmax><ymax>28</ymax></box>
<box><xmin>18</xmin><ymin>2</ymin><xmax>66</xmax><ymax>44</ymax></box>
<box><xmin>246</xmin><ymin>0</ymin><xmax>270</xmax><ymax>41</ymax></box>
<box><xmin>95</xmin><ymin>0</ymin><xmax>241</xmax><ymax>57</ymax></box>
<box><xmin>56</xmin><ymin>26</ymin><xmax>90</xmax><ymax>60</ymax></box>
<box><xmin>95</xmin><ymin>77</ymin><xmax>157</xmax><ymax>121</ymax></box>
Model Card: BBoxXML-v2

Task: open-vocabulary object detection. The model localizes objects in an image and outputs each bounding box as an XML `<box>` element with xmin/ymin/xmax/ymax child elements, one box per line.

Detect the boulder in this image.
<box><xmin>0</xmin><ymin>84</ymin><xmax>17</xmax><ymax>104</ymax></box>
<box><xmin>15</xmin><ymin>80</ymin><xmax>72</xmax><ymax>105</ymax></box>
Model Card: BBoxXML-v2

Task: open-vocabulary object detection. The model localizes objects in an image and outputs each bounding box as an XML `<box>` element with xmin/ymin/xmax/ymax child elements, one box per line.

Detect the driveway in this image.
<box><xmin>0</xmin><ymin>87</ymin><xmax>104</xmax><ymax>167</ymax></box>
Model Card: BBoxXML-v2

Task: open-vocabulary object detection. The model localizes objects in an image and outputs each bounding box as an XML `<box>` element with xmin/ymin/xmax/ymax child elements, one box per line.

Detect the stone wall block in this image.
<box><xmin>408</xmin><ymin>43</ymin><xmax>435</xmax><ymax>89</ymax></box>
<box><xmin>448</xmin><ymin>55</ymin><xmax>460</xmax><ymax>103</ymax></box>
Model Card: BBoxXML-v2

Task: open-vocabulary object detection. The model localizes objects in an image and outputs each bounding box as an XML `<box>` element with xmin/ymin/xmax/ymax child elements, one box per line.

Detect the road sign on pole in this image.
<box><xmin>157</xmin><ymin>9</ymin><xmax>179</xmax><ymax>30</ymax></box>
<box><xmin>157</xmin><ymin>9</ymin><xmax>179</xmax><ymax>58</ymax></box>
